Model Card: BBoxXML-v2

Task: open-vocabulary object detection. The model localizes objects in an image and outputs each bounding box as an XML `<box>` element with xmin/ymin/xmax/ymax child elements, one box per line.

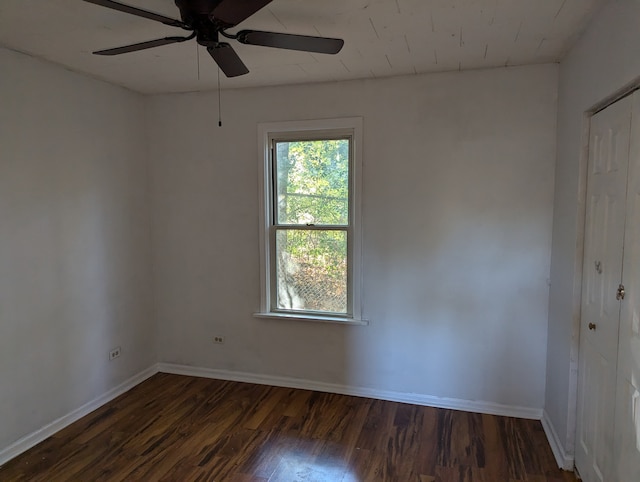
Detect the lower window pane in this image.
<box><xmin>275</xmin><ymin>229</ymin><xmax>347</xmax><ymax>314</ymax></box>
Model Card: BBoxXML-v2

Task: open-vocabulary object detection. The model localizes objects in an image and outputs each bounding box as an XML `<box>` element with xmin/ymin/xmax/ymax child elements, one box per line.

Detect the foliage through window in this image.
<box><xmin>257</xmin><ymin>118</ymin><xmax>363</xmax><ymax>322</ymax></box>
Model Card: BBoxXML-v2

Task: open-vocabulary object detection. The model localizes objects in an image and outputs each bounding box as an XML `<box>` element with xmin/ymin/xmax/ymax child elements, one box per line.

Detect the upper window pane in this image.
<box><xmin>275</xmin><ymin>139</ymin><xmax>349</xmax><ymax>225</ymax></box>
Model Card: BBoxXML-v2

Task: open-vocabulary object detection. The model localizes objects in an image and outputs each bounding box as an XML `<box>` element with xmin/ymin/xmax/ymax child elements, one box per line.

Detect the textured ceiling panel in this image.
<box><xmin>0</xmin><ymin>0</ymin><xmax>605</xmax><ymax>93</ymax></box>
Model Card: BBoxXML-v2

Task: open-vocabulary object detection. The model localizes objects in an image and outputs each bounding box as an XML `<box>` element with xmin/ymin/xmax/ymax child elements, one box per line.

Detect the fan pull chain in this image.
<box><xmin>217</xmin><ymin>67</ymin><xmax>222</xmax><ymax>127</ymax></box>
<box><xmin>196</xmin><ymin>43</ymin><xmax>200</xmax><ymax>80</ymax></box>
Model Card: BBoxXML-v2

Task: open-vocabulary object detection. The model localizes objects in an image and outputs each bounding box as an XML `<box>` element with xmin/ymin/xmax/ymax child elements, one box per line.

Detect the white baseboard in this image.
<box><xmin>541</xmin><ymin>409</ymin><xmax>574</xmax><ymax>471</ymax></box>
<box><xmin>0</xmin><ymin>365</ymin><xmax>159</xmax><ymax>467</ymax></box>
<box><xmin>158</xmin><ymin>363</ymin><xmax>543</xmax><ymax>420</ymax></box>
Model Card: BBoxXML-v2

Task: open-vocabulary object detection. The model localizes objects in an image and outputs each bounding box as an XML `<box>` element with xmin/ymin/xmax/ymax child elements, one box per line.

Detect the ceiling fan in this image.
<box><xmin>83</xmin><ymin>0</ymin><xmax>344</xmax><ymax>77</ymax></box>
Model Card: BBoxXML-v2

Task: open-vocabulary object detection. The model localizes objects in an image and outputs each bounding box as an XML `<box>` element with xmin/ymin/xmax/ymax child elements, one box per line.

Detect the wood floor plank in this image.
<box><xmin>435</xmin><ymin>465</ymin><xmax>489</xmax><ymax>482</ymax></box>
<box><xmin>354</xmin><ymin>398</ymin><xmax>398</xmax><ymax>452</ymax></box>
<box><xmin>480</xmin><ymin>413</ymin><xmax>510</xmax><ymax>481</ymax></box>
<box><xmin>343</xmin><ymin>447</ymin><xmax>386</xmax><ymax>481</ymax></box>
<box><xmin>0</xmin><ymin>373</ymin><xmax>579</xmax><ymax>482</ymax></box>
<box><xmin>412</xmin><ymin>406</ymin><xmax>440</xmax><ymax>477</ymax></box>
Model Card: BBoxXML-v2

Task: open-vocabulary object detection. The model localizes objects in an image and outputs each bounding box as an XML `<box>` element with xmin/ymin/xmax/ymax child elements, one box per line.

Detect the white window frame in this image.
<box><xmin>254</xmin><ymin>117</ymin><xmax>366</xmax><ymax>325</ymax></box>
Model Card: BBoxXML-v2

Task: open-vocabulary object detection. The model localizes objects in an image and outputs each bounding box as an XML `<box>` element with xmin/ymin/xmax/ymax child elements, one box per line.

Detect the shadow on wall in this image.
<box><xmin>341</xmin><ymin>153</ymin><xmax>550</xmax><ymax>405</ymax></box>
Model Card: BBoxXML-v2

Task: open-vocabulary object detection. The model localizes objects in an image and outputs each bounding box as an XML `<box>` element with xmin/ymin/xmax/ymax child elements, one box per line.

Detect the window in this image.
<box><xmin>255</xmin><ymin>118</ymin><xmax>365</xmax><ymax>324</ymax></box>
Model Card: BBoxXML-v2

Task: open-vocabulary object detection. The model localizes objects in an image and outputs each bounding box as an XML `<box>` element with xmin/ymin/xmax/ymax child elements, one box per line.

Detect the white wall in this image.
<box><xmin>0</xmin><ymin>49</ymin><xmax>155</xmax><ymax>452</ymax></box>
<box><xmin>545</xmin><ymin>0</ymin><xmax>640</xmax><ymax>464</ymax></box>
<box><xmin>0</xmin><ymin>48</ymin><xmax>561</xmax><ymax>461</ymax></box>
<box><xmin>148</xmin><ymin>64</ymin><xmax>558</xmax><ymax>410</ymax></box>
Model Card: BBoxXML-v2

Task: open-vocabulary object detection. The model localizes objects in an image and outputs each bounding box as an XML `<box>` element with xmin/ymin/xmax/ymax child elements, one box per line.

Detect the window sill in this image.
<box><xmin>253</xmin><ymin>312</ymin><xmax>369</xmax><ymax>326</ymax></box>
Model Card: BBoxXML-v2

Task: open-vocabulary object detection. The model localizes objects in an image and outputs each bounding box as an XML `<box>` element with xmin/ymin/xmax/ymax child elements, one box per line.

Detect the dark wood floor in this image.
<box><xmin>0</xmin><ymin>373</ymin><xmax>577</xmax><ymax>481</ymax></box>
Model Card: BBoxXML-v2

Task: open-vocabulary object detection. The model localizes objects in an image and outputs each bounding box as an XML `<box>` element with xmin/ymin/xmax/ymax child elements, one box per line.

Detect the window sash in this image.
<box><xmin>269</xmin><ymin>225</ymin><xmax>352</xmax><ymax>316</ymax></box>
<box><xmin>271</xmin><ymin>135</ymin><xmax>352</xmax><ymax>228</ymax></box>
<box><xmin>269</xmin><ymin>135</ymin><xmax>354</xmax><ymax>317</ymax></box>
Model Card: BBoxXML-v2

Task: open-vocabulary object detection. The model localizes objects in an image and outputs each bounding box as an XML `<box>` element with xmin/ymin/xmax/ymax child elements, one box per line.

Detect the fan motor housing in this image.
<box><xmin>174</xmin><ymin>0</ymin><xmax>220</xmax><ymax>15</ymax></box>
<box><xmin>175</xmin><ymin>0</ymin><xmax>228</xmax><ymax>36</ymax></box>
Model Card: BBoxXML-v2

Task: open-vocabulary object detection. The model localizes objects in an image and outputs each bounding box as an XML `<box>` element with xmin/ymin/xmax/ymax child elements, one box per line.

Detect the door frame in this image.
<box><xmin>568</xmin><ymin>78</ymin><xmax>640</xmax><ymax>470</ymax></box>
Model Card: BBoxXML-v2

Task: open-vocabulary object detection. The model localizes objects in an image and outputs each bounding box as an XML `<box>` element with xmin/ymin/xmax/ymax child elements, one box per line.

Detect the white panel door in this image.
<box><xmin>614</xmin><ymin>91</ymin><xmax>640</xmax><ymax>481</ymax></box>
<box><xmin>576</xmin><ymin>96</ymin><xmax>632</xmax><ymax>482</ymax></box>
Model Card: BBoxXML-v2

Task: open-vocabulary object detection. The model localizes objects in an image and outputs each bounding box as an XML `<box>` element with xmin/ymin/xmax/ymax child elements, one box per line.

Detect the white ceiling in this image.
<box><xmin>0</xmin><ymin>0</ymin><xmax>605</xmax><ymax>94</ymax></box>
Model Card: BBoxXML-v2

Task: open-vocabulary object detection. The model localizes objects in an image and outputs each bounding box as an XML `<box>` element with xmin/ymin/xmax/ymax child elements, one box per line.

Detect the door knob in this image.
<box><xmin>588</xmin><ymin>323</ymin><xmax>596</xmax><ymax>331</ymax></box>
<box><xmin>616</xmin><ymin>284</ymin><xmax>625</xmax><ymax>301</ymax></box>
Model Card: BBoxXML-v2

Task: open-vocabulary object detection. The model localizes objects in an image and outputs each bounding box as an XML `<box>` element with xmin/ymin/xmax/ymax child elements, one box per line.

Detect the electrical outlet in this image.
<box><xmin>109</xmin><ymin>347</ymin><xmax>121</xmax><ymax>360</ymax></box>
<box><xmin>213</xmin><ymin>336</ymin><xmax>225</xmax><ymax>344</ymax></box>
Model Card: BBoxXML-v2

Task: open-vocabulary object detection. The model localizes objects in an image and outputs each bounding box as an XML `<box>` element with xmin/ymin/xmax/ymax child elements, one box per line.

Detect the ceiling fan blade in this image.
<box><xmin>236</xmin><ymin>30</ymin><xmax>344</xmax><ymax>54</ymax></box>
<box><xmin>207</xmin><ymin>43</ymin><xmax>249</xmax><ymax>77</ymax></box>
<box><xmin>94</xmin><ymin>36</ymin><xmax>192</xmax><ymax>56</ymax></box>
<box><xmin>83</xmin><ymin>0</ymin><xmax>187</xmax><ymax>28</ymax></box>
<box><xmin>212</xmin><ymin>0</ymin><xmax>273</xmax><ymax>27</ymax></box>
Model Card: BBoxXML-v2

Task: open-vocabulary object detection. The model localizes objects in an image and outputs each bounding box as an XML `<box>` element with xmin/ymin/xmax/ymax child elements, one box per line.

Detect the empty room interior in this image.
<box><xmin>1</xmin><ymin>0</ymin><xmax>640</xmax><ymax>480</ymax></box>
